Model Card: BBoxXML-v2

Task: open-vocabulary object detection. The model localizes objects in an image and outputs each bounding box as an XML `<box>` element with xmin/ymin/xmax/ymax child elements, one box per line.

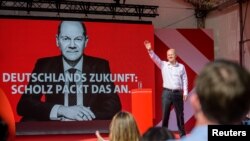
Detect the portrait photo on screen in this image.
<box><xmin>0</xmin><ymin>18</ymin><xmax>154</xmax><ymax>134</ymax></box>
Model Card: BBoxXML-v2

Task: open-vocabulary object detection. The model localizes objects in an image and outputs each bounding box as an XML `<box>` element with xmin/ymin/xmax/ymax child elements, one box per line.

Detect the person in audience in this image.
<box><xmin>169</xmin><ymin>59</ymin><xmax>250</xmax><ymax>141</ymax></box>
<box><xmin>0</xmin><ymin>117</ymin><xmax>9</xmax><ymax>141</ymax></box>
<box><xmin>96</xmin><ymin>111</ymin><xmax>140</xmax><ymax>141</ymax></box>
<box><xmin>141</xmin><ymin>127</ymin><xmax>175</xmax><ymax>141</ymax></box>
<box><xmin>242</xmin><ymin>112</ymin><xmax>250</xmax><ymax>125</ymax></box>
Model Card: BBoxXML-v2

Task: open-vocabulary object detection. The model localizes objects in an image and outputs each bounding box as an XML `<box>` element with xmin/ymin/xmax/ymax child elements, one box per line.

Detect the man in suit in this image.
<box><xmin>17</xmin><ymin>21</ymin><xmax>121</xmax><ymax>121</ymax></box>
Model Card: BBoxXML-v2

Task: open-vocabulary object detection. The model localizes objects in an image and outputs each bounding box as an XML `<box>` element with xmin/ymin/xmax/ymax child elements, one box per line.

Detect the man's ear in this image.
<box><xmin>84</xmin><ymin>36</ymin><xmax>89</xmax><ymax>48</ymax></box>
<box><xmin>190</xmin><ymin>94</ymin><xmax>202</xmax><ymax>113</ymax></box>
<box><xmin>56</xmin><ymin>35</ymin><xmax>59</xmax><ymax>47</ymax></box>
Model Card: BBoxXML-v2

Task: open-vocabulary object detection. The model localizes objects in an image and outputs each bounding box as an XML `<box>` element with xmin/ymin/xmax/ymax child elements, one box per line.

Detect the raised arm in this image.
<box><xmin>144</xmin><ymin>40</ymin><xmax>163</xmax><ymax>69</ymax></box>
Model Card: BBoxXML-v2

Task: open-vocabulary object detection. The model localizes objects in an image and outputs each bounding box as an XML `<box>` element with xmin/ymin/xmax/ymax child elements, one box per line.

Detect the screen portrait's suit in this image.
<box><xmin>17</xmin><ymin>54</ymin><xmax>121</xmax><ymax>121</ymax></box>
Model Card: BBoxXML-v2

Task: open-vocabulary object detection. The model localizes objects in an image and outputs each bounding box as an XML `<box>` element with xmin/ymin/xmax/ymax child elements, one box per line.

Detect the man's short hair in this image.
<box><xmin>57</xmin><ymin>20</ymin><xmax>87</xmax><ymax>37</ymax></box>
<box><xmin>0</xmin><ymin>117</ymin><xmax>8</xmax><ymax>141</ymax></box>
<box><xmin>142</xmin><ymin>127</ymin><xmax>175</xmax><ymax>141</ymax></box>
<box><xmin>195</xmin><ymin>59</ymin><xmax>250</xmax><ymax>124</ymax></box>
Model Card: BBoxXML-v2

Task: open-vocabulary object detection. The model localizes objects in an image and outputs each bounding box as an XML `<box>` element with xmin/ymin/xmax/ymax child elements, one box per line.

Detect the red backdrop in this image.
<box><xmin>0</xmin><ymin>19</ymin><xmax>155</xmax><ymax>123</ymax></box>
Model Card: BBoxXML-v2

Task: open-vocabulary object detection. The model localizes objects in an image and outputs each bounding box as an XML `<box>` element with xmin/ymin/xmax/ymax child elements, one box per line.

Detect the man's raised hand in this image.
<box><xmin>144</xmin><ymin>40</ymin><xmax>152</xmax><ymax>50</ymax></box>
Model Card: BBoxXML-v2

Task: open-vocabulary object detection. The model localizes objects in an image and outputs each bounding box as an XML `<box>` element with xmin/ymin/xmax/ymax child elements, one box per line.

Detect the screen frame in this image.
<box><xmin>0</xmin><ymin>15</ymin><xmax>152</xmax><ymax>25</ymax></box>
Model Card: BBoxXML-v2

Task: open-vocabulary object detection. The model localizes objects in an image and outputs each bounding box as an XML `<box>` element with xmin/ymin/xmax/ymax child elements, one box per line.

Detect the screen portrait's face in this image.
<box><xmin>57</xmin><ymin>21</ymin><xmax>87</xmax><ymax>61</ymax></box>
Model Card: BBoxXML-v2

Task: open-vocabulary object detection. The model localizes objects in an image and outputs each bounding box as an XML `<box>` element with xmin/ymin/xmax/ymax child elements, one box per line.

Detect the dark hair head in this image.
<box><xmin>0</xmin><ymin>117</ymin><xmax>9</xmax><ymax>141</ymax></box>
<box><xmin>195</xmin><ymin>59</ymin><xmax>250</xmax><ymax>124</ymax></box>
<box><xmin>141</xmin><ymin>127</ymin><xmax>175</xmax><ymax>141</ymax></box>
<box><xmin>57</xmin><ymin>20</ymin><xmax>87</xmax><ymax>37</ymax></box>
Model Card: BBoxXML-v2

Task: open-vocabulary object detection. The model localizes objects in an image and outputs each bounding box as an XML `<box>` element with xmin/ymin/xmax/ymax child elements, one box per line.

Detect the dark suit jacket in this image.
<box><xmin>17</xmin><ymin>54</ymin><xmax>121</xmax><ymax>121</ymax></box>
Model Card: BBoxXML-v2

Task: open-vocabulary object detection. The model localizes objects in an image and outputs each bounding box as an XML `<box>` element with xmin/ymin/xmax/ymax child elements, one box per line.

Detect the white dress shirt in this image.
<box><xmin>50</xmin><ymin>57</ymin><xmax>83</xmax><ymax>120</ymax></box>
<box><xmin>148</xmin><ymin>50</ymin><xmax>188</xmax><ymax>95</ymax></box>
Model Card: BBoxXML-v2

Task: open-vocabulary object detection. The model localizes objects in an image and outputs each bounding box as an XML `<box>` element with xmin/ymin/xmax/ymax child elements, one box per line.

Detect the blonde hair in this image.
<box><xmin>109</xmin><ymin>111</ymin><xmax>140</xmax><ymax>141</ymax></box>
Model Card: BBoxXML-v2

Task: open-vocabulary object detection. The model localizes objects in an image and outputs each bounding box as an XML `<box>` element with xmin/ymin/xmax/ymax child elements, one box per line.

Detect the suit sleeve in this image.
<box><xmin>16</xmin><ymin>59</ymin><xmax>55</xmax><ymax>121</ymax></box>
<box><xmin>90</xmin><ymin>60</ymin><xmax>121</xmax><ymax>120</ymax></box>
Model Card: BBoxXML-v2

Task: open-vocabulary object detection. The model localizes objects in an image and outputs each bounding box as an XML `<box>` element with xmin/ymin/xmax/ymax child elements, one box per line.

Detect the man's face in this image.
<box><xmin>56</xmin><ymin>21</ymin><xmax>88</xmax><ymax>61</ymax></box>
<box><xmin>167</xmin><ymin>49</ymin><xmax>176</xmax><ymax>63</ymax></box>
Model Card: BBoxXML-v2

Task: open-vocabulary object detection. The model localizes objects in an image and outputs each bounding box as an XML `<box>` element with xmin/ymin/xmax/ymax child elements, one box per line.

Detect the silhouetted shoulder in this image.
<box><xmin>36</xmin><ymin>56</ymin><xmax>62</xmax><ymax>64</ymax></box>
<box><xmin>84</xmin><ymin>54</ymin><xmax>109</xmax><ymax>64</ymax></box>
<box><xmin>33</xmin><ymin>56</ymin><xmax>63</xmax><ymax>72</ymax></box>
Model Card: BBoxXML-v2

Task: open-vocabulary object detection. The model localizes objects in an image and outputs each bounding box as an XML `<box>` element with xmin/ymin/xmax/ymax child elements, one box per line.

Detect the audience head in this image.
<box><xmin>0</xmin><ymin>117</ymin><xmax>9</xmax><ymax>141</ymax></box>
<box><xmin>109</xmin><ymin>111</ymin><xmax>140</xmax><ymax>141</ymax></box>
<box><xmin>141</xmin><ymin>127</ymin><xmax>175</xmax><ymax>141</ymax></box>
<box><xmin>194</xmin><ymin>59</ymin><xmax>250</xmax><ymax>124</ymax></box>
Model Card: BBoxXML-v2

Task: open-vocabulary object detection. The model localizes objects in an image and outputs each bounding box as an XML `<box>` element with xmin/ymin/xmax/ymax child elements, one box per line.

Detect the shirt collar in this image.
<box><xmin>63</xmin><ymin>57</ymin><xmax>83</xmax><ymax>72</ymax></box>
<box><xmin>167</xmin><ymin>61</ymin><xmax>179</xmax><ymax>67</ymax></box>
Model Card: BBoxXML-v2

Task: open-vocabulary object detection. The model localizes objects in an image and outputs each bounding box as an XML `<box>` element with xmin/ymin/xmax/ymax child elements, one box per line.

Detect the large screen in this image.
<box><xmin>0</xmin><ymin>18</ymin><xmax>155</xmax><ymax>133</ymax></box>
